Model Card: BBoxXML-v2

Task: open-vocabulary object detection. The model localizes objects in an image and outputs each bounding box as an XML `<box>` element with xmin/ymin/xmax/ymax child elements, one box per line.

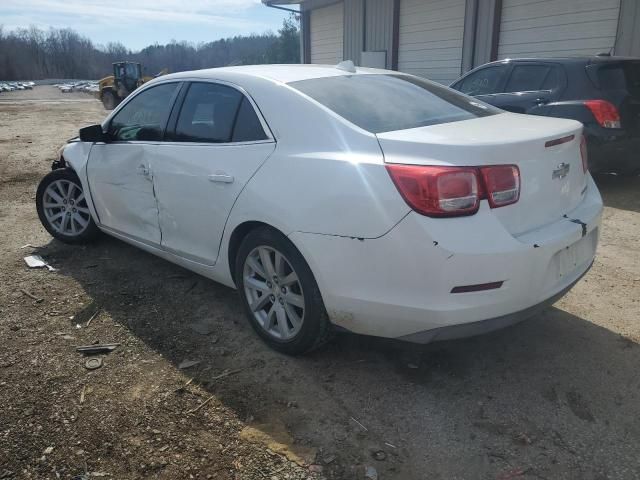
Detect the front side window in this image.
<box><xmin>108</xmin><ymin>83</ymin><xmax>179</xmax><ymax>141</ymax></box>
<box><xmin>289</xmin><ymin>74</ymin><xmax>501</xmax><ymax>134</ymax></box>
<box><xmin>505</xmin><ymin>64</ymin><xmax>553</xmax><ymax>93</ymax></box>
<box><xmin>175</xmin><ymin>83</ymin><xmax>243</xmax><ymax>143</ymax></box>
<box><xmin>457</xmin><ymin>65</ymin><xmax>510</xmax><ymax>96</ymax></box>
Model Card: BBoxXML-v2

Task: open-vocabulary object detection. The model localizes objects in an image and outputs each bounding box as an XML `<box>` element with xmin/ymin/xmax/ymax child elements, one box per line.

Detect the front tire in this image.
<box><xmin>101</xmin><ymin>90</ymin><xmax>117</xmax><ymax>110</ymax></box>
<box><xmin>235</xmin><ymin>227</ymin><xmax>331</xmax><ymax>355</ymax></box>
<box><xmin>36</xmin><ymin>168</ymin><xmax>101</xmax><ymax>244</ymax></box>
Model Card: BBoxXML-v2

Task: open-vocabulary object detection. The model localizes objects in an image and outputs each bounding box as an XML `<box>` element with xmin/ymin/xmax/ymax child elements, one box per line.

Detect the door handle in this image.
<box><xmin>535</xmin><ymin>97</ymin><xmax>549</xmax><ymax>105</ymax></box>
<box><xmin>208</xmin><ymin>173</ymin><xmax>234</xmax><ymax>184</ymax></box>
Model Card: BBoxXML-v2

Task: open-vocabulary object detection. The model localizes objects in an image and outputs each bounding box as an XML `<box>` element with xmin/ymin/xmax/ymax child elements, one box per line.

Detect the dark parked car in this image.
<box><xmin>450</xmin><ymin>56</ymin><xmax>640</xmax><ymax>175</ymax></box>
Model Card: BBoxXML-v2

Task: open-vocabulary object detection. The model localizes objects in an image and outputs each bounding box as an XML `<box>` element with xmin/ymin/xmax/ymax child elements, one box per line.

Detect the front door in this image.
<box><xmin>87</xmin><ymin>82</ymin><xmax>180</xmax><ymax>245</ymax></box>
<box><xmin>151</xmin><ymin>81</ymin><xmax>275</xmax><ymax>265</ymax></box>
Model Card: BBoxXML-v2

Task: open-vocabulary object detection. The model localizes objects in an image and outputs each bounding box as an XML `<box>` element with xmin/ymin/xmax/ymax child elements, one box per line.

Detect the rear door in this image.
<box><xmin>493</xmin><ymin>62</ymin><xmax>565</xmax><ymax>114</ymax></box>
<box><xmin>151</xmin><ymin>81</ymin><xmax>276</xmax><ymax>265</ymax></box>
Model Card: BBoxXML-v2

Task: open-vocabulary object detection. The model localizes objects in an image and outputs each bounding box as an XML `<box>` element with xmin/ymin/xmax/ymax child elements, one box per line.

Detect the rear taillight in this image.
<box><xmin>580</xmin><ymin>135</ymin><xmax>589</xmax><ymax>173</ymax></box>
<box><xmin>386</xmin><ymin>164</ymin><xmax>520</xmax><ymax>217</ymax></box>
<box><xmin>480</xmin><ymin>165</ymin><xmax>520</xmax><ymax>208</ymax></box>
<box><xmin>385</xmin><ymin>165</ymin><xmax>480</xmax><ymax>217</ymax></box>
<box><xmin>584</xmin><ymin>100</ymin><xmax>621</xmax><ymax>129</ymax></box>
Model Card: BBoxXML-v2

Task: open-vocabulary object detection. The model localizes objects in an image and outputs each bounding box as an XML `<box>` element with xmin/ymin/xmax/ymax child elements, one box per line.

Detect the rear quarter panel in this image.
<box><xmin>224</xmin><ymin>75</ymin><xmax>411</xmax><ymax>240</ymax></box>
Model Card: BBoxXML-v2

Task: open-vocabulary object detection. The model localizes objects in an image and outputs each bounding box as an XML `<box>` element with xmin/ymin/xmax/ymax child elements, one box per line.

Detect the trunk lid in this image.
<box><xmin>377</xmin><ymin>112</ymin><xmax>587</xmax><ymax>235</ymax></box>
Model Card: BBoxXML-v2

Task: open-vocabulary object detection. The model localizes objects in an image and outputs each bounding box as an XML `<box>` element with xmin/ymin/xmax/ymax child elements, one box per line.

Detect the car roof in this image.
<box><xmin>481</xmin><ymin>56</ymin><xmax>640</xmax><ymax>67</ymax></box>
<box><xmin>159</xmin><ymin>64</ymin><xmax>389</xmax><ymax>85</ymax></box>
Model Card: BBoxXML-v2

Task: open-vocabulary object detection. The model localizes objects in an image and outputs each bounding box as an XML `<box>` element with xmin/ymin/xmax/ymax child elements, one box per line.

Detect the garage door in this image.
<box><xmin>498</xmin><ymin>0</ymin><xmax>621</xmax><ymax>59</ymax></box>
<box><xmin>310</xmin><ymin>2</ymin><xmax>344</xmax><ymax>64</ymax></box>
<box><xmin>397</xmin><ymin>0</ymin><xmax>466</xmax><ymax>85</ymax></box>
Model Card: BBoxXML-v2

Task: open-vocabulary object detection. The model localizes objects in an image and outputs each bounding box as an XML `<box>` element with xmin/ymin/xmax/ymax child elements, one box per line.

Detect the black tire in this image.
<box><xmin>614</xmin><ymin>165</ymin><xmax>640</xmax><ymax>177</ymax></box>
<box><xmin>101</xmin><ymin>90</ymin><xmax>117</xmax><ymax>110</ymax></box>
<box><xmin>36</xmin><ymin>168</ymin><xmax>101</xmax><ymax>244</ymax></box>
<box><xmin>235</xmin><ymin>226</ymin><xmax>332</xmax><ymax>355</ymax></box>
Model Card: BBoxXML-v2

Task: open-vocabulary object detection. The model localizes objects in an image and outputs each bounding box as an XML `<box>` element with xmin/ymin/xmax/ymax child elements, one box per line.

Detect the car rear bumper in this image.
<box><xmin>398</xmin><ymin>260</ymin><xmax>592</xmax><ymax>343</ymax></box>
<box><xmin>586</xmin><ymin>129</ymin><xmax>640</xmax><ymax>173</ymax></box>
<box><xmin>289</xmin><ymin>175</ymin><xmax>603</xmax><ymax>342</ymax></box>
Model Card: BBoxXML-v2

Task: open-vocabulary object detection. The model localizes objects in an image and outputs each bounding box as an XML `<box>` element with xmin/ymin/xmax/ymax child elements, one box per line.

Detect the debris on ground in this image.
<box><xmin>76</xmin><ymin>343</ymin><xmax>120</xmax><ymax>355</ymax></box>
<box><xmin>364</xmin><ymin>465</ymin><xmax>379</xmax><ymax>480</ymax></box>
<box><xmin>85</xmin><ymin>358</ymin><xmax>103</xmax><ymax>370</ymax></box>
<box><xmin>189</xmin><ymin>320</ymin><xmax>216</xmax><ymax>335</ymax></box>
<box><xmin>20</xmin><ymin>288</ymin><xmax>43</xmax><ymax>303</ymax></box>
<box><xmin>85</xmin><ymin>309</ymin><xmax>100</xmax><ymax>327</ymax></box>
<box><xmin>350</xmin><ymin>417</ymin><xmax>368</xmax><ymax>431</ymax></box>
<box><xmin>178</xmin><ymin>359</ymin><xmax>201</xmax><ymax>369</ymax></box>
<box><xmin>322</xmin><ymin>454</ymin><xmax>337</xmax><ymax>464</ymax></box>
<box><xmin>23</xmin><ymin>254</ymin><xmax>55</xmax><ymax>271</ymax></box>
<box><xmin>371</xmin><ymin>449</ymin><xmax>387</xmax><ymax>461</ymax></box>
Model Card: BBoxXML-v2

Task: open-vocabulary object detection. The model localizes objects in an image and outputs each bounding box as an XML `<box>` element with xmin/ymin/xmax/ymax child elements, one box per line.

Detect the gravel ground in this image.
<box><xmin>1</xmin><ymin>86</ymin><xmax>639</xmax><ymax>480</ymax></box>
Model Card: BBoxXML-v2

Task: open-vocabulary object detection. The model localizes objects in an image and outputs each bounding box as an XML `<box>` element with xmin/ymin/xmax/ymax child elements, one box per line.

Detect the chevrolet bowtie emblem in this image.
<box><xmin>552</xmin><ymin>162</ymin><xmax>570</xmax><ymax>179</ymax></box>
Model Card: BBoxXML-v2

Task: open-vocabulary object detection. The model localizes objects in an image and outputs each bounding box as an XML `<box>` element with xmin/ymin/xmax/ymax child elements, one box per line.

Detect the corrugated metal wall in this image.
<box><xmin>302</xmin><ymin>0</ymin><xmax>637</xmax><ymax>80</ymax></box>
<box><xmin>310</xmin><ymin>2</ymin><xmax>345</xmax><ymax>64</ymax></box>
<box><xmin>364</xmin><ymin>0</ymin><xmax>394</xmax><ymax>68</ymax></box>
<box><xmin>616</xmin><ymin>0</ymin><xmax>640</xmax><ymax>56</ymax></box>
<box><xmin>498</xmin><ymin>0</ymin><xmax>621</xmax><ymax>59</ymax></box>
<box><xmin>397</xmin><ymin>0</ymin><xmax>466</xmax><ymax>84</ymax></box>
<box><xmin>344</xmin><ymin>0</ymin><xmax>364</xmax><ymax>65</ymax></box>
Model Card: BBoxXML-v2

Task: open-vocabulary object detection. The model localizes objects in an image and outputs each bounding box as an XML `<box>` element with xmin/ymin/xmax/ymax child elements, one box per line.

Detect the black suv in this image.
<box><xmin>450</xmin><ymin>57</ymin><xmax>640</xmax><ymax>175</ymax></box>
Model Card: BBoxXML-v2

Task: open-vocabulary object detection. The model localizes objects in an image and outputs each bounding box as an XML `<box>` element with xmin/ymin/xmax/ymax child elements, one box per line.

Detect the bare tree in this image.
<box><xmin>0</xmin><ymin>22</ymin><xmax>300</xmax><ymax>81</ymax></box>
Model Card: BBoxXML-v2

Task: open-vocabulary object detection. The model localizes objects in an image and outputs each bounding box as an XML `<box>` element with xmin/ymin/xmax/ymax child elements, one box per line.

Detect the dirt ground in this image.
<box><xmin>1</xmin><ymin>86</ymin><xmax>639</xmax><ymax>480</ymax></box>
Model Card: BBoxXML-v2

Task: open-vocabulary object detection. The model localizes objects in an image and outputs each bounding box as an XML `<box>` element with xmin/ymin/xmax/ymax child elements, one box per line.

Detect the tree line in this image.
<box><xmin>0</xmin><ymin>16</ymin><xmax>300</xmax><ymax>81</ymax></box>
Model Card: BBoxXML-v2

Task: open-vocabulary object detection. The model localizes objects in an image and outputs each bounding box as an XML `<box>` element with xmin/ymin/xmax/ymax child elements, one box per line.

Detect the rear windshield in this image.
<box><xmin>288</xmin><ymin>74</ymin><xmax>501</xmax><ymax>134</ymax></box>
<box><xmin>594</xmin><ymin>62</ymin><xmax>640</xmax><ymax>95</ymax></box>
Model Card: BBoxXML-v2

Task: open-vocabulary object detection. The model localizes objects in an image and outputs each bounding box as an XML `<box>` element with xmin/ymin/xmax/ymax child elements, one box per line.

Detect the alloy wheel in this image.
<box><xmin>243</xmin><ymin>246</ymin><xmax>305</xmax><ymax>340</ymax></box>
<box><xmin>42</xmin><ymin>179</ymin><xmax>91</xmax><ymax>236</ymax></box>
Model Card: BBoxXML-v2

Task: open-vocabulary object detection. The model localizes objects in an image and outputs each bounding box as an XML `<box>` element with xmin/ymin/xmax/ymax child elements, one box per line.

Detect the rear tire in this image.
<box><xmin>36</xmin><ymin>168</ymin><xmax>101</xmax><ymax>244</ymax></box>
<box><xmin>101</xmin><ymin>90</ymin><xmax>117</xmax><ymax>110</ymax></box>
<box><xmin>235</xmin><ymin>227</ymin><xmax>332</xmax><ymax>355</ymax></box>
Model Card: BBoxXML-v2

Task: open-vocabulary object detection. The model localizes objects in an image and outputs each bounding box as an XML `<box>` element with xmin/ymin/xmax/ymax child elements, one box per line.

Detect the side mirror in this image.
<box><xmin>79</xmin><ymin>124</ymin><xmax>107</xmax><ymax>143</ymax></box>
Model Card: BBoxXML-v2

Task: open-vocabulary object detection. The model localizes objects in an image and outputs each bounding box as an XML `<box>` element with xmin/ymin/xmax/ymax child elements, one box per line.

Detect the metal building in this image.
<box><xmin>264</xmin><ymin>0</ymin><xmax>640</xmax><ymax>85</ymax></box>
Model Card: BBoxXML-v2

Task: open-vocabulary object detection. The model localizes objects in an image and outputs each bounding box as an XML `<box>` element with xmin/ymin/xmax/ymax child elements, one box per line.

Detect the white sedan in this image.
<box><xmin>36</xmin><ymin>64</ymin><xmax>603</xmax><ymax>354</ymax></box>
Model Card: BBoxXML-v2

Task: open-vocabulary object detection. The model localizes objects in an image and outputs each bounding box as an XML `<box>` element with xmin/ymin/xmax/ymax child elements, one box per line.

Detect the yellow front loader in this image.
<box><xmin>98</xmin><ymin>62</ymin><xmax>168</xmax><ymax>110</ymax></box>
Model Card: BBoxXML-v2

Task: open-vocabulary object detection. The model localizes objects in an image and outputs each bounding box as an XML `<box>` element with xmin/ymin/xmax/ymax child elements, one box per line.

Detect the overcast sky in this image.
<box><xmin>1</xmin><ymin>0</ymin><xmax>295</xmax><ymax>50</ymax></box>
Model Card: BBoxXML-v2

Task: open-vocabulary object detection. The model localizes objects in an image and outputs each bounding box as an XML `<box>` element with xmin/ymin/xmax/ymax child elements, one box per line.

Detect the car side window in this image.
<box><xmin>108</xmin><ymin>83</ymin><xmax>179</xmax><ymax>141</ymax></box>
<box><xmin>457</xmin><ymin>65</ymin><xmax>509</xmax><ymax>96</ymax></box>
<box><xmin>505</xmin><ymin>64</ymin><xmax>553</xmax><ymax>93</ymax></box>
<box><xmin>232</xmin><ymin>97</ymin><xmax>268</xmax><ymax>142</ymax></box>
<box><xmin>175</xmin><ymin>83</ymin><xmax>244</xmax><ymax>143</ymax></box>
<box><xmin>541</xmin><ymin>66</ymin><xmax>562</xmax><ymax>91</ymax></box>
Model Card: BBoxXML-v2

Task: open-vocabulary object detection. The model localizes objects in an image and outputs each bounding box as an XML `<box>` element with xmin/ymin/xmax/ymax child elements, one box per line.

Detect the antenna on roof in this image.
<box><xmin>336</xmin><ymin>60</ymin><xmax>357</xmax><ymax>73</ymax></box>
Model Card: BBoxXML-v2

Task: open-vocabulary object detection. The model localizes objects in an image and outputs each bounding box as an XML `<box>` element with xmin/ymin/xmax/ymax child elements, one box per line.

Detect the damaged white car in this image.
<box><xmin>36</xmin><ymin>64</ymin><xmax>603</xmax><ymax>354</ymax></box>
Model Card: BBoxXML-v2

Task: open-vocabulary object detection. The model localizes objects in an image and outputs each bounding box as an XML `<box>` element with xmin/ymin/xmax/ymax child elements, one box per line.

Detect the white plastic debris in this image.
<box><xmin>24</xmin><ymin>255</ymin><xmax>56</xmax><ymax>271</ymax></box>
